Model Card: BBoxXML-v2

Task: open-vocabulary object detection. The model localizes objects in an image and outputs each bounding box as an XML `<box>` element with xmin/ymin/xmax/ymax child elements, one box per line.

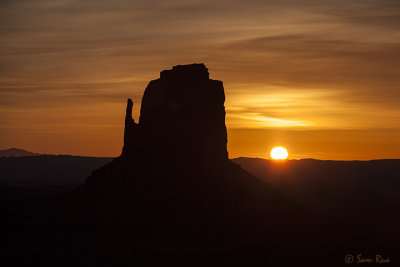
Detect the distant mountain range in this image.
<box><xmin>0</xmin><ymin>154</ymin><xmax>113</xmax><ymax>187</ymax></box>
<box><xmin>0</xmin><ymin>153</ymin><xmax>113</xmax><ymax>201</ymax></box>
<box><xmin>0</xmin><ymin>148</ymin><xmax>40</xmax><ymax>157</ymax></box>
<box><xmin>232</xmin><ymin>157</ymin><xmax>400</xmax><ymax>218</ymax></box>
<box><xmin>2</xmin><ymin>151</ymin><xmax>399</xmax><ymax>216</ymax></box>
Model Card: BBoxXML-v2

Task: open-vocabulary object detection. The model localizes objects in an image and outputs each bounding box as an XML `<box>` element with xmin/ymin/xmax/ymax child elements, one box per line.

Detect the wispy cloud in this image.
<box><xmin>1</xmin><ymin>0</ymin><xmax>400</xmax><ymax>157</ymax></box>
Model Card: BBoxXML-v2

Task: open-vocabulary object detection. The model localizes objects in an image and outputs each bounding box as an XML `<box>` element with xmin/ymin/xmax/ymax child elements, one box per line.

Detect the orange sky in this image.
<box><xmin>1</xmin><ymin>0</ymin><xmax>400</xmax><ymax>159</ymax></box>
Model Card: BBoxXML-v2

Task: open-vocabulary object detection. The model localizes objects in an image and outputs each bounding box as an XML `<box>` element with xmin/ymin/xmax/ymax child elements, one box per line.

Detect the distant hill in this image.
<box><xmin>0</xmin><ymin>148</ymin><xmax>39</xmax><ymax>157</ymax></box>
<box><xmin>0</xmin><ymin>155</ymin><xmax>113</xmax><ymax>187</ymax></box>
<box><xmin>232</xmin><ymin>157</ymin><xmax>400</xmax><ymax>218</ymax></box>
<box><xmin>0</xmin><ymin>155</ymin><xmax>114</xmax><ymax>201</ymax></box>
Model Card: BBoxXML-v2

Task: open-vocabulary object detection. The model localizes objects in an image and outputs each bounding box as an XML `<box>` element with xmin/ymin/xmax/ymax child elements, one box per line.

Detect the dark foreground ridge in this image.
<box><xmin>4</xmin><ymin>64</ymin><xmax>398</xmax><ymax>266</ymax></box>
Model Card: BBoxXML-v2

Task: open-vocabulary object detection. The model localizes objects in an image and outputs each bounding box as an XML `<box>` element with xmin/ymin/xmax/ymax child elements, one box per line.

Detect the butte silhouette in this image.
<box><xmin>68</xmin><ymin>64</ymin><xmax>323</xmax><ymax>263</ymax></box>
<box><xmin>121</xmin><ymin>63</ymin><xmax>228</xmax><ymax>162</ymax></box>
<box><xmin>4</xmin><ymin>64</ymin><xmax>342</xmax><ymax>266</ymax></box>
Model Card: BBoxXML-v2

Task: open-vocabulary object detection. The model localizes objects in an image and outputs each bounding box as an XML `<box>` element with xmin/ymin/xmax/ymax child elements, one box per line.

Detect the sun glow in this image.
<box><xmin>270</xmin><ymin>146</ymin><xmax>289</xmax><ymax>160</ymax></box>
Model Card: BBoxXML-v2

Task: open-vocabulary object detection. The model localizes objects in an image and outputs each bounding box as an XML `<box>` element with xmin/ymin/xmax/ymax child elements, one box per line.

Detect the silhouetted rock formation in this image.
<box><xmin>121</xmin><ymin>63</ymin><xmax>228</xmax><ymax>163</ymax></box>
<box><xmin>122</xmin><ymin>98</ymin><xmax>138</xmax><ymax>156</ymax></box>
<box><xmin>82</xmin><ymin>64</ymin><xmax>310</xmax><ymax>241</ymax></box>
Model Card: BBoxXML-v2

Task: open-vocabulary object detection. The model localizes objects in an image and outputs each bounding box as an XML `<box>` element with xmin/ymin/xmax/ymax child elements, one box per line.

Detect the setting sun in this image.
<box><xmin>270</xmin><ymin>146</ymin><xmax>289</xmax><ymax>160</ymax></box>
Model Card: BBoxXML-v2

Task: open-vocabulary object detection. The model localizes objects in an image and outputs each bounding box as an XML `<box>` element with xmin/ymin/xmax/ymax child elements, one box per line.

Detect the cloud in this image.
<box><xmin>1</xmin><ymin>0</ymin><xmax>400</xmax><ymax>156</ymax></box>
<box><xmin>212</xmin><ymin>33</ymin><xmax>400</xmax><ymax>108</ymax></box>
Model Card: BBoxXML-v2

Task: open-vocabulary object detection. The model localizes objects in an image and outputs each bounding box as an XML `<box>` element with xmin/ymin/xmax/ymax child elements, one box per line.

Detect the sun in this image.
<box><xmin>270</xmin><ymin>146</ymin><xmax>288</xmax><ymax>160</ymax></box>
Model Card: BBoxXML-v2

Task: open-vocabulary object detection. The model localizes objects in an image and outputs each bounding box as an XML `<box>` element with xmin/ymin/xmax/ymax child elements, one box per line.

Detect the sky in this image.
<box><xmin>1</xmin><ymin>0</ymin><xmax>400</xmax><ymax>159</ymax></box>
